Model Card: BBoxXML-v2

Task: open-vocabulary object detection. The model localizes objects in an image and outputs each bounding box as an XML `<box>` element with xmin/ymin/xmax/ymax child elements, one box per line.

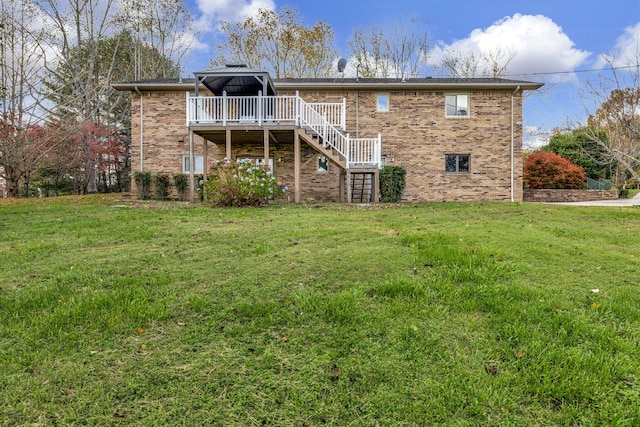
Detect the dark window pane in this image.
<box><xmin>445</xmin><ymin>155</ymin><xmax>457</xmax><ymax>172</ymax></box>
<box><xmin>458</xmin><ymin>155</ymin><xmax>470</xmax><ymax>172</ymax></box>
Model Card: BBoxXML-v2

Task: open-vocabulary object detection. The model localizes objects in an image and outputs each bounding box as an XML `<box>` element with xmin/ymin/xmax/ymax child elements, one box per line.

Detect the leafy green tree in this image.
<box><xmin>541</xmin><ymin>128</ymin><xmax>615</xmax><ymax>180</ymax></box>
<box><xmin>213</xmin><ymin>7</ymin><xmax>338</xmax><ymax>78</ymax></box>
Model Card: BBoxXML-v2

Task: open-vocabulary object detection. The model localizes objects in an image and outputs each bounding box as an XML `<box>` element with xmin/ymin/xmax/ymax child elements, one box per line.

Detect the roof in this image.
<box><xmin>112</xmin><ymin>76</ymin><xmax>543</xmax><ymax>92</ymax></box>
<box><xmin>192</xmin><ymin>64</ymin><xmax>276</xmax><ymax>96</ymax></box>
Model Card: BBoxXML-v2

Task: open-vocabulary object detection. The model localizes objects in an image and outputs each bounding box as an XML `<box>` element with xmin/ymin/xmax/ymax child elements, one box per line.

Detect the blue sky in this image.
<box><xmin>183</xmin><ymin>0</ymin><xmax>640</xmax><ymax>146</ymax></box>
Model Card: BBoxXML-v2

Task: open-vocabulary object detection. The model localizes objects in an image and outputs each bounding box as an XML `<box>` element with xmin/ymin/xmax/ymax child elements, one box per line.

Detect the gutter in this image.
<box><xmin>511</xmin><ymin>85</ymin><xmax>520</xmax><ymax>202</ymax></box>
<box><xmin>134</xmin><ymin>86</ymin><xmax>144</xmax><ymax>172</ymax></box>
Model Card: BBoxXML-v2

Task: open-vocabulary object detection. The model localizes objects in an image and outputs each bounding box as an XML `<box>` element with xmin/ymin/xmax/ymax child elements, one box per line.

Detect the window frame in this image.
<box><xmin>445</xmin><ymin>93</ymin><xmax>470</xmax><ymax>118</ymax></box>
<box><xmin>183</xmin><ymin>155</ymin><xmax>204</xmax><ymax>174</ymax></box>
<box><xmin>377</xmin><ymin>93</ymin><xmax>390</xmax><ymax>112</ymax></box>
<box><xmin>445</xmin><ymin>154</ymin><xmax>471</xmax><ymax>173</ymax></box>
<box><xmin>317</xmin><ymin>155</ymin><xmax>329</xmax><ymax>173</ymax></box>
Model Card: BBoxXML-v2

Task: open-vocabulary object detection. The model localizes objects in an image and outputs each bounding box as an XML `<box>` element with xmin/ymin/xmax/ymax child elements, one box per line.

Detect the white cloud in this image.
<box><xmin>429</xmin><ymin>14</ymin><xmax>591</xmax><ymax>83</ymax></box>
<box><xmin>189</xmin><ymin>0</ymin><xmax>274</xmax><ymax>64</ymax></box>
<box><xmin>194</xmin><ymin>0</ymin><xmax>274</xmax><ymax>30</ymax></box>
<box><xmin>594</xmin><ymin>22</ymin><xmax>640</xmax><ymax>68</ymax></box>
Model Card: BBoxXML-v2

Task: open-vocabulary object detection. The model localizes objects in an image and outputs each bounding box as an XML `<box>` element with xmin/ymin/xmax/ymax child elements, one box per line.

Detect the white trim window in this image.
<box><xmin>445</xmin><ymin>154</ymin><xmax>470</xmax><ymax>173</ymax></box>
<box><xmin>377</xmin><ymin>93</ymin><xmax>390</xmax><ymax>112</ymax></box>
<box><xmin>317</xmin><ymin>155</ymin><xmax>329</xmax><ymax>173</ymax></box>
<box><xmin>445</xmin><ymin>94</ymin><xmax>470</xmax><ymax>117</ymax></box>
<box><xmin>183</xmin><ymin>155</ymin><xmax>204</xmax><ymax>174</ymax></box>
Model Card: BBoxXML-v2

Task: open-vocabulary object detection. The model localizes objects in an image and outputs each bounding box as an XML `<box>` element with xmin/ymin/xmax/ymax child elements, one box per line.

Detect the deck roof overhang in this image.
<box><xmin>193</xmin><ymin>64</ymin><xmax>276</xmax><ymax>97</ymax></box>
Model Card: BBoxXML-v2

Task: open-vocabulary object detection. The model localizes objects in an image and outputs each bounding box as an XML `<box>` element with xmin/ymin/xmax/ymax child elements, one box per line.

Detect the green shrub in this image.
<box><xmin>173</xmin><ymin>174</ymin><xmax>188</xmax><ymax>201</ymax></box>
<box><xmin>618</xmin><ymin>189</ymin><xmax>630</xmax><ymax>199</ymax></box>
<box><xmin>153</xmin><ymin>173</ymin><xmax>171</xmax><ymax>200</ymax></box>
<box><xmin>203</xmin><ymin>160</ymin><xmax>283</xmax><ymax>207</ymax></box>
<box><xmin>133</xmin><ymin>171</ymin><xmax>152</xmax><ymax>200</ymax></box>
<box><xmin>379</xmin><ymin>165</ymin><xmax>406</xmax><ymax>202</ymax></box>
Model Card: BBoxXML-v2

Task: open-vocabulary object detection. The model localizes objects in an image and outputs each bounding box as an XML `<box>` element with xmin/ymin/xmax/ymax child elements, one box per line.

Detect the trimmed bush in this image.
<box><xmin>379</xmin><ymin>165</ymin><xmax>406</xmax><ymax>202</ymax></box>
<box><xmin>173</xmin><ymin>174</ymin><xmax>188</xmax><ymax>201</ymax></box>
<box><xmin>133</xmin><ymin>171</ymin><xmax>152</xmax><ymax>199</ymax></box>
<box><xmin>154</xmin><ymin>173</ymin><xmax>171</xmax><ymax>200</ymax></box>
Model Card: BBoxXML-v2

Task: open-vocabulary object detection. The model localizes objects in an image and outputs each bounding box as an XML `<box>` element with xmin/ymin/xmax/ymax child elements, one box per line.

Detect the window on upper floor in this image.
<box><xmin>445</xmin><ymin>94</ymin><xmax>469</xmax><ymax>117</ymax></box>
<box><xmin>445</xmin><ymin>154</ymin><xmax>470</xmax><ymax>173</ymax></box>
<box><xmin>377</xmin><ymin>93</ymin><xmax>389</xmax><ymax>112</ymax></box>
<box><xmin>183</xmin><ymin>155</ymin><xmax>204</xmax><ymax>174</ymax></box>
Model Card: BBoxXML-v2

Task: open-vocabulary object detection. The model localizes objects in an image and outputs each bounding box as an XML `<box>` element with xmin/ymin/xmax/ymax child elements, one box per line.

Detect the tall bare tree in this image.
<box><xmin>437</xmin><ymin>48</ymin><xmax>515</xmax><ymax>78</ymax></box>
<box><xmin>578</xmin><ymin>56</ymin><xmax>640</xmax><ymax>185</ymax></box>
<box><xmin>1</xmin><ymin>0</ymin><xmax>192</xmax><ymax>196</ymax></box>
<box><xmin>213</xmin><ymin>7</ymin><xmax>338</xmax><ymax>78</ymax></box>
<box><xmin>117</xmin><ymin>0</ymin><xmax>195</xmax><ymax>79</ymax></box>
<box><xmin>0</xmin><ymin>0</ymin><xmax>63</xmax><ymax>196</ymax></box>
<box><xmin>348</xmin><ymin>18</ymin><xmax>429</xmax><ymax>79</ymax></box>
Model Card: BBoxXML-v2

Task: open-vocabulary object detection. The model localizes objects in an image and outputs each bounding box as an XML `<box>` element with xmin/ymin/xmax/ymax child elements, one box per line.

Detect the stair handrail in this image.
<box><xmin>297</xmin><ymin>96</ymin><xmax>348</xmax><ymax>158</ymax></box>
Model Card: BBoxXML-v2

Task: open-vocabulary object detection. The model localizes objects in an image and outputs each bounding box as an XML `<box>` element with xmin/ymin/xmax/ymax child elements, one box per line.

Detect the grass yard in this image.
<box><xmin>1</xmin><ymin>195</ymin><xmax>639</xmax><ymax>426</ymax></box>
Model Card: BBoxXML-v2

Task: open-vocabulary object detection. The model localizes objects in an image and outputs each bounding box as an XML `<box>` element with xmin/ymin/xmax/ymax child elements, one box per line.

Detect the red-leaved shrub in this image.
<box><xmin>524</xmin><ymin>151</ymin><xmax>586</xmax><ymax>189</ymax></box>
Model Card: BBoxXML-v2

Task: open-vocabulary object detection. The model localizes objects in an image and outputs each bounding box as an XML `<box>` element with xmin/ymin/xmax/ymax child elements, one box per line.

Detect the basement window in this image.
<box><xmin>317</xmin><ymin>156</ymin><xmax>329</xmax><ymax>173</ymax></box>
<box><xmin>445</xmin><ymin>154</ymin><xmax>470</xmax><ymax>173</ymax></box>
<box><xmin>183</xmin><ymin>155</ymin><xmax>204</xmax><ymax>174</ymax></box>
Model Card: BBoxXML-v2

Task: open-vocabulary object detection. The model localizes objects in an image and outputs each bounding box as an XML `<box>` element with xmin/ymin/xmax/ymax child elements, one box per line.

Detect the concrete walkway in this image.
<box><xmin>551</xmin><ymin>192</ymin><xmax>640</xmax><ymax>207</ymax></box>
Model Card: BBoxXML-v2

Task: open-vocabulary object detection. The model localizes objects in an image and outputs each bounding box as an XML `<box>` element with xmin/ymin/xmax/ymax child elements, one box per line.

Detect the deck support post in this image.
<box><xmin>346</xmin><ymin>171</ymin><xmax>352</xmax><ymax>203</ymax></box>
<box><xmin>225</xmin><ymin>128</ymin><xmax>232</xmax><ymax>160</ymax></box>
<box><xmin>294</xmin><ymin>129</ymin><xmax>301</xmax><ymax>203</ymax></box>
<box><xmin>263</xmin><ymin>129</ymin><xmax>269</xmax><ymax>170</ymax></box>
<box><xmin>202</xmin><ymin>135</ymin><xmax>208</xmax><ymax>202</ymax></box>
<box><xmin>372</xmin><ymin>170</ymin><xmax>379</xmax><ymax>203</ymax></box>
<box><xmin>188</xmin><ymin>129</ymin><xmax>195</xmax><ymax>203</ymax></box>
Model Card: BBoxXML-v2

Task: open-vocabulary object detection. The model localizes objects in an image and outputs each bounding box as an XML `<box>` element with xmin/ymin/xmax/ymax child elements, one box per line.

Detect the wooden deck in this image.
<box><xmin>187</xmin><ymin>93</ymin><xmax>381</xmax><ymax>169</ymax></box>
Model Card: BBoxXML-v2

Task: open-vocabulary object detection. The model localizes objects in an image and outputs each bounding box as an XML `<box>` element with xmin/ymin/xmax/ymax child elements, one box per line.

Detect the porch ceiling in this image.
<box><xmin>192</xmin><ymin>128</ymin><xmax>295</xmax><ymax>144</ymax></box>
<box><xmin>193</xmin><ymin>64</ymin><xmax>276</xmax><ymax>96</ymax></box>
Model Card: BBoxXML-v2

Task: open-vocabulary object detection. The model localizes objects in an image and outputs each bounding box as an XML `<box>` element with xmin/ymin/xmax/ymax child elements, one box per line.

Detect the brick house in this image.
<box><xmin>113</xmin><ymin>65</ymin><xmax>542</xmax><ymax>203</ymax></box>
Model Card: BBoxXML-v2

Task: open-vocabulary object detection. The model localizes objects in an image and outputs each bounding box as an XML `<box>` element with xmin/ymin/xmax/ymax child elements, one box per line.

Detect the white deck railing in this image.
<box><xmin>186</xmin><ymin>92</ymin><xmax>380</xmax><ymax>168</ymax></box>
<box><xmin>187</xmin><ymin>93</ymin><xmax>346</xmax><ymax>129</ymax></box>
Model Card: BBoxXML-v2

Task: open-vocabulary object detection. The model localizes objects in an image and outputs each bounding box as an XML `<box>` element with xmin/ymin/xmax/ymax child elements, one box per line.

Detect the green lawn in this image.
<box><xmin>1</xmin><ymin>195</ymin><xmax>639</xmax><ymax>426</ymax></box>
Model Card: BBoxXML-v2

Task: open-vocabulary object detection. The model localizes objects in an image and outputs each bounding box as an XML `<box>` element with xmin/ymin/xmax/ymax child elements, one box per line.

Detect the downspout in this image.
<box><xmin>355</xmin><ymin>90</ymin><xmax>360</xmax><ymax>138</ymax></box>
<box><xmin>134</xmin><ymin>87</ymin><xmax>144</xmax><ymax>172</ymax></box>
<box><xmin>510</xmin><ymin>85</ymin><xmax>520</xmax><ymax>202</ymax></box>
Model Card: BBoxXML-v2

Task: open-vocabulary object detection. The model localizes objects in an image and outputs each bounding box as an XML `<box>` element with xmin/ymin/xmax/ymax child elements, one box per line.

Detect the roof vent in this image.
<box><xmin>226</xmin><ymin>64</ymin><xmax>248</xmax><ymax>68</ymax></box>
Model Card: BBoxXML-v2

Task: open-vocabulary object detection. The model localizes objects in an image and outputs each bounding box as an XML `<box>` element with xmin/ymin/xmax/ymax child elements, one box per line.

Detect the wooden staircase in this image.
<box><xmin>298</xmin><ymin>128</ymin><xmax>347</xmax><ymax>169</ymax></box>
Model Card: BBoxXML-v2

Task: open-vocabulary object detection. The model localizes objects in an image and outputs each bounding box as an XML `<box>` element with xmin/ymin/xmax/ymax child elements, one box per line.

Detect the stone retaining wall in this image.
<box><xmin>523</xmin><ymin>189</ymin><xmax>618</xmax><ymax>203</ymax></box>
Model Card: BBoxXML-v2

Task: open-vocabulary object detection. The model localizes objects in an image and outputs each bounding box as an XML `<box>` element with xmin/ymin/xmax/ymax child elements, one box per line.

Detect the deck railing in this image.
<box><xmin>187</xmin><ymin>93</ymin><xmax>346</xmax><ymax>129</ymax></box>
<box><xmin>186</xmin><ymin>92</ymin><xmax>380</xmax><ymax>168</ymax></box>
